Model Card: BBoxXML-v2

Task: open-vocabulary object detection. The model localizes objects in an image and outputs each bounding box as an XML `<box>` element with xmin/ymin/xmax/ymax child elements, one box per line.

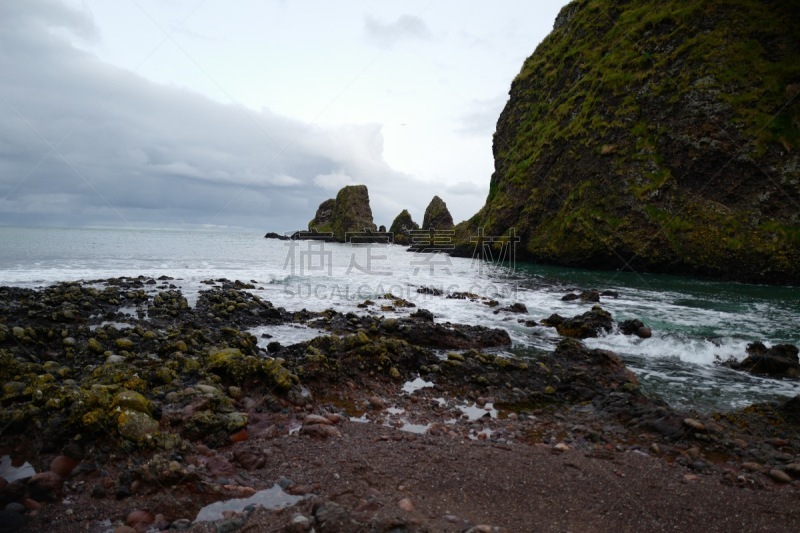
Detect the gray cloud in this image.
<box><xmin>0</xmin><ymin>0</ymin><xmax>436</xmax><ymax>232</ymax></box>
<box><xmin>364</xmin><ymin>14</ymin><xmax>433</xmax><ymax>48</ymax></box>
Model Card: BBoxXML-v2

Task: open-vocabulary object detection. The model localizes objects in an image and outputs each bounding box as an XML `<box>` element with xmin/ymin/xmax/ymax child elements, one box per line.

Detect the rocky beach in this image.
<box><xmin>1</xmin><ymin>276</ymin><xmax>799</xmax><ymax>532</ymax></box>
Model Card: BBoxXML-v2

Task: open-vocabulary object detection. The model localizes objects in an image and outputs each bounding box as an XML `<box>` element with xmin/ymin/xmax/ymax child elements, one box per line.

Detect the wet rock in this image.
<box><xmin>729</xmin><ymin>342</ymin><xmax>800</xmax><ymax>379</ymax></box>
<box><xmin>417</xmin><ymin>286</ymin><xmax>442</xmax><ymax>296</ymax></box>
<box><xmin>264</xmin><ymin>232</ymin><xmax>290</xmax><ymax>240</ymax></box>
<box><xmin>554</xmin><ymin>306</ymin><xmax>613</xmax><ymax>339</ymax></box>
<box><xmin>561</xmin><ymin>293</ymin><xmax>579</xmax><ymax>301</ymax></box>
<box><xmin>619</xmin><ymin>319</ymin><xmax>652</xmax><ymax>339</ymax></box>
<box><xmin>26</xmin><ymin>471</ymin><xmax>62</xmax><ymax>502</ymax></box>
<box><xmin>498</xmin><ymin>303</ymin><xmax>528</xmax><ymax>314</ymax></box>
<box><xmin>580</xmin><ymin>290</ymin><xmax>600</xmax><ymax>302</ymax></box>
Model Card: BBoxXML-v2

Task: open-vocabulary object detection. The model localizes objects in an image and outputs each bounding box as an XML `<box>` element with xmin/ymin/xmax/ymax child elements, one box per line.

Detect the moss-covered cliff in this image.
<box><xmin>461</xmin><ymin>0</ymin><xmax>800</xmax><ymax>284</ymax></box>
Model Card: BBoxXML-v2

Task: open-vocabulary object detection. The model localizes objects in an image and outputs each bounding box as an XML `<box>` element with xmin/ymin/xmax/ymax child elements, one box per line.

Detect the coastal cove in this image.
<box><xmin>2</xmin><ymin>226</ymin><xmax>798</xmax><ymax>413</ymax></box>
<box><xmin>2</xmin><ymin>225</ymin><xmax>800</xmax><ymax>531</ymax></box>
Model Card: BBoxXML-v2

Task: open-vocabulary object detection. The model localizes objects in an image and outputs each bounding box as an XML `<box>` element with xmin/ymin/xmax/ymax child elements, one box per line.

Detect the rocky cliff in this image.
<box><xmin>460</xmin><ymin>0</ymin><xmax>800</xmax><ymax>284</ymax></box>
<box><xmin>308</xmin><ymin>185</ymin><xmax>377</xmax><ymax>240</ymax></box>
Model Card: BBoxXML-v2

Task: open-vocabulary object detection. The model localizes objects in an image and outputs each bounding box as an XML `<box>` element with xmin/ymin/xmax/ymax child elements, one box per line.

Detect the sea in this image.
<box><xmin>1</xmin><ymin>226</ymin><xmax>798</xmax><ymax>413</ymax></box>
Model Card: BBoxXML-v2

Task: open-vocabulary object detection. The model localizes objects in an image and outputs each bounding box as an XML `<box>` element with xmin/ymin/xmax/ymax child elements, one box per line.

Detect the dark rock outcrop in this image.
<box><xmin>422</xmin><ymin>196</ymin><xmax>454</xmax><ymax>231</ymax></box>
<box><xmin>729</xmin><ymin>342</ymin><xmax>800</xmax><ymax>379</ymax></box>
<box><xmin>457</xmin><ymin>0</ymin><xmax>800</xmax><ymax>284</ymax></box>
<box><xmin>389</xmin><ymin>209</ymin><xmax>420</xmax><ymax>245</ymax></box>
<box><xmin>263</xmin><ymin>232</ymin><xmax>289</xmax><ymax>241</ymax></box>
<box><xmin>308</xmin><ymin>186</ymin><xmax>377</xmax><ymax>241</ymax></box>
<box><xmin>619</xmin><ymin>319</ymin><xmax>653</xmax><ymax>339</ymax></box>
<box><xmin>542</xmin><ymin>306</ymin><xmax>613</xmax><ymax>339</ymax></box>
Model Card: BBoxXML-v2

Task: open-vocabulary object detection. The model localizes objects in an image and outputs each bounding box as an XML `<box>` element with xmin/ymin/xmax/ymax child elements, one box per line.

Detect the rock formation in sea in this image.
<box><xmin>308</xmin><ymin>198</ymin><xmax>336</xmax><ymax>233</ymax></box>
<box><xmin>422</xmin><ymin>196</ymin><xmax>454</xmax><ymax>231</ymax></box>
<box><xmin>457</xmin><ymin>0</ymin><xmax>800</xmax><ymax>284</ymax></box>
<box><xmin>389</xmin><ymin>209</ymin><xmax>420</xmax><ymax>245</ymax></box>
<box><xmin>308</xmin><ymin>185</ymin><xmax>377</xmax><ymax>241</ymax></box>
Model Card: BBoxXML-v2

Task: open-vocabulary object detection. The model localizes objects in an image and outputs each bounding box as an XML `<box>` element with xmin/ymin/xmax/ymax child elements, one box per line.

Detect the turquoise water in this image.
<box><xmin>1</xmin><ymin>226</ymin><xmax>798</xmax><ymax>412</ymax></box>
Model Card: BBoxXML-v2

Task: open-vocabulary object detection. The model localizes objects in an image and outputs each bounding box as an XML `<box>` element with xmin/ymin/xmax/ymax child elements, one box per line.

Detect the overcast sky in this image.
<box><xmin>0</xmin><ymin>0</ymin><xmax>569</xmax><ymax>233</ymax></box>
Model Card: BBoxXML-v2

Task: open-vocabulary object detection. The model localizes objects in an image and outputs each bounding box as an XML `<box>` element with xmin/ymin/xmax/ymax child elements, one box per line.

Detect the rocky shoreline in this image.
<box><xmin>1</xmin><ymin>277</ymin><xmax>799</xmax><ymax>532</ymax></box>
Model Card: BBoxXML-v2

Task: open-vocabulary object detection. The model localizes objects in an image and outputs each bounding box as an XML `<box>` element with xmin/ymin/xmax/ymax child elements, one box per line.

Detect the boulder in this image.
<box><xmin>730</xmin><ymin>342</ymin><xmax>800</xmax><ymax>379</ymax></box>
<box><xmin>551</xmin><ymin>306</ymin><xmax>613</xmax><ymax>339</ymax></box>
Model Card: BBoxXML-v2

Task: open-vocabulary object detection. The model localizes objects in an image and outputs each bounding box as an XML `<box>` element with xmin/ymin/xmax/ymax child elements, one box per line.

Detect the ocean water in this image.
<box><xmin>1</xmin><ymin>226</ymin><xmax>798</xmax><ymax>413</ymax></box>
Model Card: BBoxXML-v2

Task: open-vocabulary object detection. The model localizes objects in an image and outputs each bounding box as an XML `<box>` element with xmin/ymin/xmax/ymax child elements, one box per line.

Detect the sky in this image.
<box><xmin>0</xmin><ymin>0</ymin><xmax>570</xmax><ymax>233</ymax></box>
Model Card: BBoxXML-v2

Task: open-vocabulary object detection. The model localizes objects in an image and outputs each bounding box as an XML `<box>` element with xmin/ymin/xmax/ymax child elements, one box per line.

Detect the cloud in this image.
<box><xmin>0</xmin><ymin>0</ymin><xmax>436</xmax><ymax>232</ymax></box>
<box><xmin>446</xmin><ymin>181</ymin><xmax>487</xmax><ymax>196</ymax></box>
<box><xmin>364</xmin><ymin>14</ymin><xmax>432</xmax><ymax>48</ymax></box>
<box><xmin>313</xmin><ymin>171</ymin><xmax>354</xmax><ymax>191</ymax></box>
<box><xmin>456</xmin><ymin>95</ymin><xmax>508</xmax><ymax>137</ymax></box>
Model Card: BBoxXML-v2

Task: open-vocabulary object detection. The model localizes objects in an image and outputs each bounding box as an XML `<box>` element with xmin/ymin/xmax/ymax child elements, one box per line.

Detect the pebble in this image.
<box><xmin>552</xmin><ymin>442</ymin><xmax>570</xmax><ymax>453</ymax></box>
<box><xmin>170</xmin><ymin>518</ymin><xmax>192</xmax><ymax>530</ymax></box>
<box><xmin>113</xmin><ymin>526</ymin><xmax>137</xmax><ymax>533</ymax></box>
<box><xmin>229</xmin><ymin>429</ymin><xmax>248</xmax><ymax>443</ymax></box>
<box><xmin>368</xmin><ymin>396</ymin><xmax>385</xmax><ymax>409</ymax></box>
<box><xmin>649</xmin><ymin>443</ymin><xmax>661</xmax><ymax>455</ymax></box>
<box><xmin>286</xmin><ymin>513</ymin><xmax>312</xmax><ymax>532</ymax></box>
<box><xmin>300</xmin><ymin>424</ymin><xmax>341</xmax><ymax>439</ymax></box>
<box><xmin>784</xmin><ymin>463</ymin><xmax>800</xmax><ymax>477</ymax></box>
<box><xmin>303</xmin><ymin>414</ymin><xmax>334</xmax><ymax>426</ymax></box>
<box><xmin>683</xmin><ymin>418</ymin><xmax>706</xmax><ymax>432</ymax></box>
<box><xmin>50</xmin><ymin>455</ymin><xmax>78</xmax><ymax>477</ymax></box>
<box><xmin>742</xmin><ymin>462</ymin><xmax>762</xmax><ymax>472</ymax></box>
<box><xmin>398</xmin><ymin>497</ymin><xmax>415</xmax><ymax>512</ymax></box>
<box><xmin>769</xmin><ymin>469</ymin><xmax>792</xmax><ymax>484</ymax></box>
<box><xmin>126</xmin><ymin>509</ymin><xmax>155</xmax><ymax>530</ymax></box>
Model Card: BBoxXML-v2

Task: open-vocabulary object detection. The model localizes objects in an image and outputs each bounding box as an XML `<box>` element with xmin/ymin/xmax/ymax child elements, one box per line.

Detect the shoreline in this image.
<box><xmin>1</xmin><ymin>276</ymin><xmax>799</xmax><ymax>532</ymax></box>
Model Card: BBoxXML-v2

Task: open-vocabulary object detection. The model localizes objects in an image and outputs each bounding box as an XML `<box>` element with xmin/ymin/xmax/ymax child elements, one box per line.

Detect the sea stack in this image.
<box><xmin>422</xmin><ymin>196</ymin><xmax>454</xmax><ymax>231</ymax></box>
<box><xmin>308</xmin><ymin>185</ymin><xmax>377</xmax><ymax>241</ymax></box>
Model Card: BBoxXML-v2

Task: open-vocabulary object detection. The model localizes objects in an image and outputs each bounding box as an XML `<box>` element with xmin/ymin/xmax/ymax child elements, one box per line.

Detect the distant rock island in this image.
<box><xmin>455</xmin><ymin>0</ymin><xmax>799</xmax><ymax>284</ymax></box>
